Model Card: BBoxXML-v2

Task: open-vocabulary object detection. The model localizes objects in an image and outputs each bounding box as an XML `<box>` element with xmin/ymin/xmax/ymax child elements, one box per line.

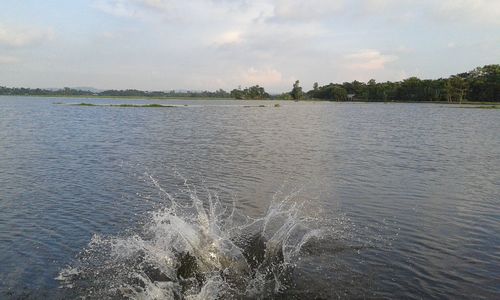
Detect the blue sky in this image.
<box><xmin>0</xmin><ymin>0</ymin><xmax>499</xmax><ymax>92</ymax></box>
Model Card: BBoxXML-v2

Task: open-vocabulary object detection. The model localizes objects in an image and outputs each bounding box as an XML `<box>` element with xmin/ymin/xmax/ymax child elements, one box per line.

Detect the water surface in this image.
<box><xmin>0</xmin><ymin>96</ymin><xmax>499</xmax><ymax>298</ymax></box>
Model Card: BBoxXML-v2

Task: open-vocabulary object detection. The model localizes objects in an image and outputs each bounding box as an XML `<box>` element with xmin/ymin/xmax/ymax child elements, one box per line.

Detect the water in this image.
<box><xmin>0</xmin><ymin>96</ymin><xmax>499</xmax><ymax>299</ymax></box>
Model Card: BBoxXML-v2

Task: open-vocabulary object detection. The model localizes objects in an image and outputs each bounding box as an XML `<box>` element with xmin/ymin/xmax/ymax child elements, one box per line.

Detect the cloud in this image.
<box><xmin>358</xmin><ymin>0</ymin><xmax>500</xmax><ymax>25</ymax></box>
<box><xmin>345</xmin><ymin>50</ymin><xmax>398</xmax><ymax>70</ymax></box>
<box><xmin>271</xmin><ymin>0</ymin><xmax>344</xmax><ymax>21</ymax></box>
<box><xmin>93</xmin><ymin>0</ymin><xmax>500</xmax><ymax>27</ymax></box>
<box><xmin>0</xmin><ymin>23</ymin><xmax>53</xmax><ymax>48</ymax></box>
<box><xmin>363</xmin><ymin>0</ymin><xmax>393</xmax><ymax>10</ymax></box>
<box><xmin>0</xmin><ymin>55</ymin><xmax>19</xmax><ymax>64</ymax></box>
<box><xmin>436</xmin><ymin>0</ymin><xmax>500</xmax><ymax>24</ymax></box>
<box><xmin>93</xmin><ymin>0</ymin><xmax>268</xmax><ymax>24</ymax></box>
<box><xmin>241</xmin><ymin>67</ymin><xmax>284</xmax><ymax>86</ymax></box>
<box><xmin>92</xmin><ymin>0</ymin><xmax>139</xmax><ymax>18</ymax></box>
<box><xmin>138</xmin><ymin>0</ymin><xmax>169</xmax><ymax>10</ymax></box>
<box><xmin>1</xmin><ymin>0</ymin><xmax>496</xmax><ymax>91</ymax></box>
<box><xmin>213</xmin><ymin>31</ymin><xmax>244</xmax><ymax>46</ymax></box>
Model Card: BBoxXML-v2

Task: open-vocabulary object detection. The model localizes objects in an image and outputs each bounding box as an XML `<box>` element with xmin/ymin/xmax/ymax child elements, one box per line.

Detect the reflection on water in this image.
<box><xmin>0</xmin><ymin>96</ymin><xmax>499</xmax><ymax>299</ymax></box>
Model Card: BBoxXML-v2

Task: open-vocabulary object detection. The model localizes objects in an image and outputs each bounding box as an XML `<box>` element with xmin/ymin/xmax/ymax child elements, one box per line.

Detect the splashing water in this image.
<box><xmin>57</xmin><ymin>176</ymin><xmax>332</xmax><ymax>299</ymax></box>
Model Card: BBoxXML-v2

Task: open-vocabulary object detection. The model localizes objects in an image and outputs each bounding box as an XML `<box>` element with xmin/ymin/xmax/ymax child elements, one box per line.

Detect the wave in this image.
<box><xmin>57</xmin><ymin>175</ymin><xmax>331</xmax><ymax>299</ymax></box>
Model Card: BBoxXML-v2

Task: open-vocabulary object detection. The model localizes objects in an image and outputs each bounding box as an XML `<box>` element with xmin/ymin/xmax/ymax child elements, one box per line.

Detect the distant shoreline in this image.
<box><xmin>1</xmin><ymin>94</ymin><xmax>498</xmax><ymax>105</ymax></box>
<box><xmin>1</xmin><ymin>64</ymin><xmax>498</xmax><ymax>102</ymax></box>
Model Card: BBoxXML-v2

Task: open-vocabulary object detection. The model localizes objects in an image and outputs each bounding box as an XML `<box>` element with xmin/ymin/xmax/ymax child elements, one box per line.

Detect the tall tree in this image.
<box><xmin>291</xmin><ymin>80</ymin><xmax>303</xmax><ymax>100</ymax></box>
<box><xmin>445</xmin><ymin>76</ymin><xmax>468</xmax><ymax>103</ymax></box>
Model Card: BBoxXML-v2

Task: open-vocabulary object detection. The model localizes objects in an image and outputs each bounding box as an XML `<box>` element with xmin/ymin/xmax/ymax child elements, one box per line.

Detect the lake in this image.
<box><xmin>0</xmin><ymin>96</ymin><xmax>499</xmax><ymax>299</ymax></box>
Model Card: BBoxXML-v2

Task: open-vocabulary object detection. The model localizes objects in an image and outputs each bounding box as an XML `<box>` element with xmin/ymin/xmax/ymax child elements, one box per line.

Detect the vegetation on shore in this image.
<box><xmin>281</xmin><ymin>65</ymin><xmax>499</xmax><ymax>103</ymax></box>
<box><xmin>2</xmin><ymin>64</ymin><xmax>499</xmax><ymax>103</ymax></box>
<box><xmin>230</xmin><ymin>85</ymin><xmax>269</xmax><ymax>100</ymax></box>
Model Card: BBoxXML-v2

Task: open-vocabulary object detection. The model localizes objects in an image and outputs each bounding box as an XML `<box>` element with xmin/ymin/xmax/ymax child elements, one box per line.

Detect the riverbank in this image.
<box><xmin>2</xmin><ymin>94</ymin><xmax>499</xmax><ymax>105</ymax></box>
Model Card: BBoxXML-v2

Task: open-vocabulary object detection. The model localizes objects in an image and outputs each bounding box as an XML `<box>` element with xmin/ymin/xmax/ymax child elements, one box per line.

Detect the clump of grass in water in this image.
<box><xmin>111</xmin><ymin>103</ymin><xmax>174</xmax><ymax>108</ymax></box>
<box><xmin>459</xmin><ymin>105</ymin><xmax>499</xmax><ymax>109</ymax></box>
<box><xmin>243</xmin><ymin>105</ymin><xmax>267</xmax><ymax>108</ymax></box>
<box><xmin>68</xmin><ymin>103</ymin><xmax>179</xmax><ymax>108</ymax></box>
<box><xmin>76</xmin><ymin>103</ymin><xmax>97</xmax><ymax>106</ymax></box>
<box><xmin>476</xmin><ymin>105</ymin><xmax>499</xmax><ymax>109</ymax></box>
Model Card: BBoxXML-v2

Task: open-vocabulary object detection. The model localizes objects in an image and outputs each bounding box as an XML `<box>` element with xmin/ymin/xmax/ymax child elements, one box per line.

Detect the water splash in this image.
<box><xmin>57</xmin><ymin>176</ymin><xmax>331</xmax><ymax>299</ymax></box>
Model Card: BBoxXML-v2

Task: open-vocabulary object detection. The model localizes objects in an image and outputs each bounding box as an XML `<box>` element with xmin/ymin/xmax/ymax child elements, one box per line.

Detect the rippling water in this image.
<box><xmin>0</xmin><ymin>96</ymin><xmax>499</xmax><ymax>299</ymax></box>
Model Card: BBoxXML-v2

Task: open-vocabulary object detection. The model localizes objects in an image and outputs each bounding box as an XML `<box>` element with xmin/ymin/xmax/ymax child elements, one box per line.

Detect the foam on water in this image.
<box><xmin>57</xmin><ymin>175</ymin><xmax>332</xmax><ymax>299</ymax></box>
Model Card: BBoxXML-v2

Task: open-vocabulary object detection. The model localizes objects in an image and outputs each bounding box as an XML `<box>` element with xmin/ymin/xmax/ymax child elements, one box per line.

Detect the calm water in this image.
<box><xmin>0</xmin><ymin>96</ymin><xmax>499</xmax><ymax>299</ymax></box>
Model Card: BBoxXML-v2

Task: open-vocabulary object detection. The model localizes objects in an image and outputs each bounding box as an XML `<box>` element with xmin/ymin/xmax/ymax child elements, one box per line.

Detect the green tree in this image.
<box><xmin>398</xmin><ymin>77</ymin><xmax>423</xmax><ymax>101</ymax></box>
<box><xmin>467</xmin><ymin>65</ymin><xmax>500</xmax><ymax>101</ymax></box>
<box><xmin>291</xmin><ymin>80</ymin><xmax>303</xmax><ymax>100</ymax></box>
<box><xmin>230</xmin><ymin>88</ymin><xmax>245</xmax><ymax>99</ymax></box>
<box><xmin>367</xmin><ymin>79</ymin><xmax>379</xmax><ymax>100</ymax></box>
<box><xmin>331</xmin><ymin>86</ymin><xmax>347</xmax><ymax>101</ymax></box>
<box><xmin>230</xmin><ymin>85</ymin><xmax>269</xmax><ymax>99</ymax></box>
<box><xmin>445</xmin><ymin>76</ymin><xmax>468</xmax><ymax>103</ymax></box>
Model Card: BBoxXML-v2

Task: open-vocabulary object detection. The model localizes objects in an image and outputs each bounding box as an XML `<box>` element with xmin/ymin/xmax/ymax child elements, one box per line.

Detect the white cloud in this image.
<box><xmin>363</xmin><ymin>0</ymin><xmax>393</xmax><ymax>10</ymax></box>
<box><xmin>139</xmin><ymin>0</ymin><xmax>169</xmax><ymax>10</ymax></box>
<box><xmin>437</xmin><ymin>0</ymin><xmax>500</xmax><ymax>24</ymax></box>
<box><xmin>92</xmin><ymin>0</ymin><xmax>139</xmax><ymax>18</ymax></box>
<box><xmin>0</xmin><ymin>23</ymin><xmax>53</xmax><ymax>47</ymax></box>
<box><xmin>345</xmin><ymin>50</ymin><xmax>398</xmax><ymax>70</ymax></box>
<box><xmin>93</xmin><ymin>0</ymin><xmax>271</xmax><ymax>24</ymax></box>
<box><xmin>213</xmin><ymin>31</ymin><xmax>244</xmax><ymax>46</ymax></box>
<box><xmin>359</xmin><ymin>0</ymin><xmax>500</xmax><ymax>25</ymax></box>
<box><xmin>93</xmin><ymin>0</ymin><xmax>500</xmax><ymax>27</ymax></box>
<box><xmin>241</xmin><ymin>67</ymin><xmax>284</xmax><ymax>86</ymax></box>
<box><xmin>272</xmin><ymin>0</ymin><xmax>344</xmax><ymax>21</ymax></box>
<box><xmin>0</xmin><ymin>55</ymin><xmax>19</xmax><ymax>64</ymax></box>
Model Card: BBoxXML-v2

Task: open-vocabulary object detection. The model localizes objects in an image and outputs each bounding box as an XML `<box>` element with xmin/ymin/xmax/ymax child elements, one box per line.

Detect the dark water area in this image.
<box><xmin>0</xmin><ymin>96</ymin><xmax>499</xmax><ymax>299</ymax></box>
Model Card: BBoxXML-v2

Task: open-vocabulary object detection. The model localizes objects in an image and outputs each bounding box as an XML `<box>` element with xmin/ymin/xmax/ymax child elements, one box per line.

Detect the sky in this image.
<box><xmin>0</xmin><ymin>0</ymin><xmax>499</xmax><ymax>93</ymax></box>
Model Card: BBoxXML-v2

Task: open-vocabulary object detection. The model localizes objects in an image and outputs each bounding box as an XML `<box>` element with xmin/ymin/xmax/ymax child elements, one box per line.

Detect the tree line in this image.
<box><xmin>0</xmin><ymin>86</ymin><xmax>234</xmax><ymax>99</ymax></box>
<box><xmin>0</xmin><ymin>64</ymin><xmax>498</xmax><ymax>102</ymax></box>
<box><xmin>286</xmin><ymin>64</ymin><xmax>499</xmax><ymax>102</ymax></box>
